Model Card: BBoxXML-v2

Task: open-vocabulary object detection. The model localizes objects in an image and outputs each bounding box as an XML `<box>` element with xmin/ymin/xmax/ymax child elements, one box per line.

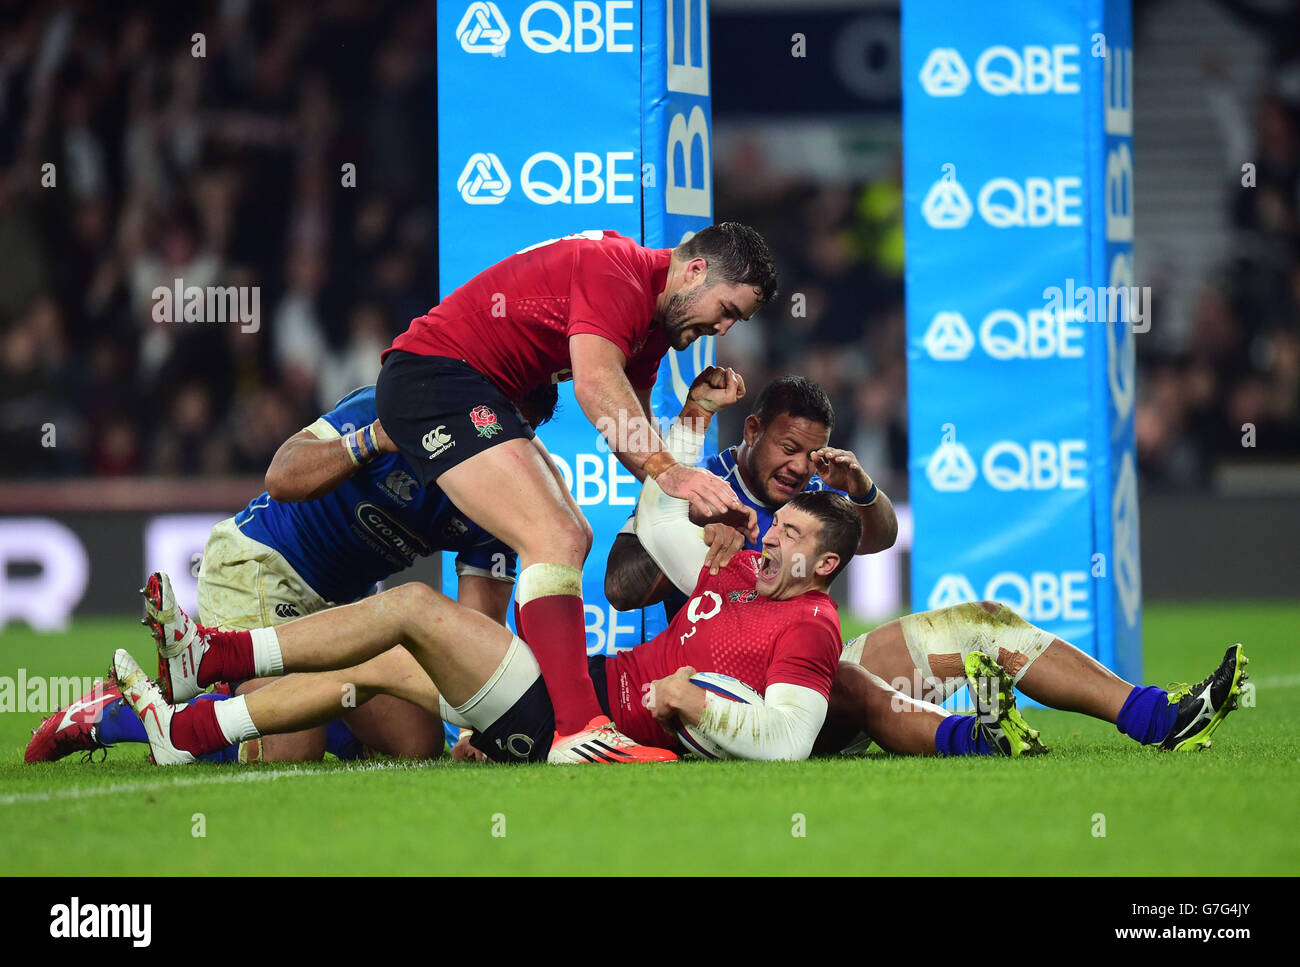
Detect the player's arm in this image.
<box><xmin>810</xmin><ymin>447</ymin><xmax>898</xmax><ymax>554</ymax></box>
<box><xmin>605</xmin><ymin>366</ymin><xmax>748</xmax><ymax>609</ymax></box>
<box><xmin>264</xmin><ymin>419</ymin><xmax>398</xmax><ymax>502</ymax></box>
<box><xmin>570</xmin><ymin>334</ymin><xmax>756</xmax><ymax>539</ymax></box>
<box><xmin>633</xmin><ymin>474</ymin><xmax>749</xmax><ymax>588</ymax></box>
<box><xmin>649</xmin><ymin>666</ymin><xmax>828</xmax><ymax>762</ymax></box>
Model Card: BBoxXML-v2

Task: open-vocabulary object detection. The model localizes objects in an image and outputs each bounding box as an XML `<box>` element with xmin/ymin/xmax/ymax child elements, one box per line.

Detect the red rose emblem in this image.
<box><xmin>470</xmin><ymin>405</ymin><xmax>502</xmax><ymax>438</ymax></box>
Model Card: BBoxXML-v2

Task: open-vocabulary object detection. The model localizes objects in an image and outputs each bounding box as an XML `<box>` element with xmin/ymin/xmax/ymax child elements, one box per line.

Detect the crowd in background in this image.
<box><xmin>1132</xmin><ymin>0</ymin><xmax>1300</xmax><ymax>489</ymax></box>
<box><xmin>1</xmin><ymin>0</ymin><xmax>437</xmax><ymax>477</ymax></box>
<box><xmin>1</xmin><ymin>0</ymin><xmax>1297</xmax><ymax>495</ymax></box>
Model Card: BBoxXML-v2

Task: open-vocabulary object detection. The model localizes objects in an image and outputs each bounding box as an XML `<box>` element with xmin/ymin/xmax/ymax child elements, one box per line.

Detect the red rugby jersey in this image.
<box><xmin>603</xmin><ymin>550</ymin><xmax>842</xmax><ymax>750</ymax></box>
<box><xmin>388</xmin><ymin>231</ymin><xmax>673</xmax><ymax>399</ymax></box>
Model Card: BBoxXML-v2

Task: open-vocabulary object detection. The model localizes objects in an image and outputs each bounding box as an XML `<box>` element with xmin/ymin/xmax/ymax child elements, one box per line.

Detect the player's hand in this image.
<box><xmin>686</xmin><ymin>365</ymin><xmax>746</xmax><ymax>414</ymax></box>
<box><xmin>370</xmin><ymin>419</ymin><xmax>399</xmax><ymax>455</ymax></box>
<box><xmin>701</xmin><ymin>522</ymin><xmax>746</xmax><ymax>575</ymax></box>
<box><xmin>647</xmin><ymin>665</ymin><xmax>699</xmax><ymax>733</ymax></box>
<box><xmin>811</xmin><ymin>447</ymin><xmax>873</xmax><ymax>498</ymax></box>
<box><xmin>657</xmin><ymin>463</ymin><xmax>759</xmax><ymax>542</ymax></box>
<box><xmin>449</xmin><ymin>731</ymin><xmax>487</xmax><ymax>762</ymax></box>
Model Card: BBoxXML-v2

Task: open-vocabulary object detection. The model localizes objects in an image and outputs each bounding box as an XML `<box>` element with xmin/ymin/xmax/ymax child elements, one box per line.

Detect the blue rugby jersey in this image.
<box><xmin>235</xmin><ymin>386</ymin><xmax>516</xmax><ymax>604</ymax></box>
<box><xmin>655</xmin><ymin>445</ymin><xmax>844</xmax><ymax>619</ymax></box>
<box><xmin>701</xmin><ymin>445</ymin><xmax>844</xmax><ymax>550</ymax></box>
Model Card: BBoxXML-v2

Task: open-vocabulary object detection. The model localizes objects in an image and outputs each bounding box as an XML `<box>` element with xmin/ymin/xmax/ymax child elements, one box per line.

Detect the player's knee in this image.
<box><xmin>381</xmin><ymin>581</ymin><xmax>449</xmax><ymax>620</ymax></box>
<box><xmin>528</xmin><ymin>513</ymin><xmax>590</xmax><ymax>564</ymax></box>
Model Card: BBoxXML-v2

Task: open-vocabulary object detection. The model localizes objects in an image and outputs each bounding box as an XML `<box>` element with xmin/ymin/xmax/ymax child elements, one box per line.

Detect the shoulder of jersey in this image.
<box><xmin>725</xmin><ymin>549</ymin><xmax>763</xmax><ymax>578</ymax></box>
<box><xmin>332</xmin><ymin>384</ymin><xmax>377</xmax><ymax>414</ymax></box>
<box><xmin>804</xmin><ymin>474</ymin><xmax>845</xmax><ymax>497</ymax></box>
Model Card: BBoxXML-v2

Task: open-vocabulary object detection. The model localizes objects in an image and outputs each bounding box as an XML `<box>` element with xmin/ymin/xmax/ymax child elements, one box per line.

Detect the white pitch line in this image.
<box><xmin>0</xmin><ymin>759</ymin><xmax>436</xmax><ymax>806</ymax></box>
<box><xmin>1249</xmin><ymin>674</ymin><xmax>1300</xmax><ymax>689</ymax></box>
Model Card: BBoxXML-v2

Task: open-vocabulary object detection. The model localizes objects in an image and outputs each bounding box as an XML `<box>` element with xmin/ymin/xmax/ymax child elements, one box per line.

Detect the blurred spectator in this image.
<box><xmin>0</xmin><ymin>0</ymin><xmax>437</xmax><ymax>480</ymax></box>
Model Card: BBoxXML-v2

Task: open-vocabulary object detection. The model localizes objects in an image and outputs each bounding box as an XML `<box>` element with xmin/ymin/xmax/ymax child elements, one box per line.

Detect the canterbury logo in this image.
<box><xmin>422</xmin><ymin>426</ymin><xmax>452</xmax><ymax>451</ymax></box>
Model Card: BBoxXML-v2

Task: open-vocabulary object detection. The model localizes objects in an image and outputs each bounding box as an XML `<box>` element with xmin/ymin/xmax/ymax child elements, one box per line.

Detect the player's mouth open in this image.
<box><xmin>759</xmin><ymin>551</ymin><xmax>779</xmax><ymax>579</ymax></box>
<box><xmin>772</xmin><ymin>475</ymin><xmax>798</xmax><ymax>494</ymax></box>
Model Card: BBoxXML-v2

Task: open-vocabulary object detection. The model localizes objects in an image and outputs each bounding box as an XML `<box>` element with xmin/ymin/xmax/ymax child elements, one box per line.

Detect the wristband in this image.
<box><xmin>686</xmin><ymin>396</ymin><xmax>719</xmax><ymax>413</ymax></box>
<box><xmin>364</xmin><ymin>422</ymin><xmax>380</xmax><ymax>456</ymax></box>
<box><xmin>343</xmin><ymin>429</ymin><xmax>377</xmax><ymax>467</ymax></box>
<box><xmin>343</xmin><ymin>432</ymin><xmax>363</xmax><ymax>466</ymax></box>
<box><xmin>643</xmin><ymin>451</ymin><xmax>677</xmax><ymax>480</ymax></box>
<box><xmin>848</xmin><ymin>483</ymin><xmax>879</xmax><ymax>507</ymax></box>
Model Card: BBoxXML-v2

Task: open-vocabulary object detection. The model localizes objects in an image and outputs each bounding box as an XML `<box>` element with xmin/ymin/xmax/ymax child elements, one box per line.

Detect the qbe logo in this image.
<box><xmin>1112</xmin><ymin>450</ymin><xmax>1141</xmax><ymax>628</ymax></box>
<box><xmin>925</xmin><ymin>434</ymin><xmax>977</xmax><ymax>492</ymax></box>
<box><xmin>928</xmin><ymin>571</ymin><xmax>1090</xmax><ymax>622</ymax></box>
<box><xmin>456</xmin><ymin>1</ymin><xmax>636</xmax><ymax>55</ymax></box>
<box><xmin>918</xmin><ymin>48</ymin><xmax>969</xmax><ymax>96</ymax></box>
<box><xmin>925</xmin><ymin>431</ymin><xmax>1087</xmax><ymax>493</ymax></box>
<box><xmin>457</xmin><ymin>153</ymin><xmax>511</xmax><ymax>205</ymax></box>
<box><xmin>457</xmin><ymin>3</ymin><xmax>510</xmax><ymax>54</ymax></box>
<box><xmin>918</xmin><ymin>45</ymin><xmax>1080</xmax><ymax>97</ymax></box>
<box><xmin>920</xmin><ymin>164</ymin><xmax>972</xmax><ymax>229</ymax></box>
<box><xmin>921</xmin><ymin>166</ymin><xmax>1082</xmax><ymax>229</ymax></box>
<box><xmin>458</xmin><ymin>151</ymin><xmax>636</xmax><ymax>206</ymax></box>
<box><xmin>921</xmin><ymin>309</ymin><xmax>1084</xmax><ymax>361</ymax></box>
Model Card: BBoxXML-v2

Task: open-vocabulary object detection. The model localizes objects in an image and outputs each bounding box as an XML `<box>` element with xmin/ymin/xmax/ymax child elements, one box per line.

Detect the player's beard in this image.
<box><xmin>662</xmin><ymin>285</ymin><xmax>708</xmax><ymax>350</ymax></box>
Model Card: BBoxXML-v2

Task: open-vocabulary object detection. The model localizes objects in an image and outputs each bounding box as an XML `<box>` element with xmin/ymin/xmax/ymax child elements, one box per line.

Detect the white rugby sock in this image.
<box><xmin>213</xmin><ymin>695</ymin><xmax>260</xmax><ymax>745</ymax></box>
<box><xmin>250</xmin><ymin>627</ymin><xmax>283</xmax><ymax>677</ymax></box>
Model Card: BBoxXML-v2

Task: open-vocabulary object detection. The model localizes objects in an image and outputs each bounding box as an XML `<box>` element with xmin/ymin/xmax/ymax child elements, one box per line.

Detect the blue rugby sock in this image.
<box><xmin>1116</xmin><ymin>685</ymin><xmax>1177</xmax><ymax>745</ymax></box>
<box><xmin>326</xmin><ymin>719</ymin><xmax>365</xmax><ymax>761</ymax></box>
<box><xmin>96</xmin><ymin>698</ymin><xmax>146</xmax><ymax>745</ymax></box>
<box><xmin>935</xmin><ymin>714</ymin><xmax>999</xmax><ymax>756</ymax></box>
<box><xmin>100</xmin><ymin>691</ymin><xmax>240</xmax><ymax>764</ymax></box>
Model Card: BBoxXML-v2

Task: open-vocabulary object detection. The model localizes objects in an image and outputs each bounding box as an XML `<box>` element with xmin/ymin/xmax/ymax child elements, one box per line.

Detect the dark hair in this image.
<box><xmin>674</xmin><ymin>222</ymin><xmax>780</xmax><ymax>305</ymax></box>
<box><xmin>515</xmin><ymin>381</ymin><xmax>560</xmax><ymax>427</ymax></box>
<box><xmin>785</xmin><ymin>491</ymin><xmax>861</xmax><ymax>583</ymax></box>
<box><xmin>751</xmin><ymin>375</ymin><xmax>835</xmax><ymax>434</ymax></box>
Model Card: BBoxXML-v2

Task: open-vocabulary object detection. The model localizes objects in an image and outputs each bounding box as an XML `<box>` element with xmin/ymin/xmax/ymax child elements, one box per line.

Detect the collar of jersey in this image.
<box><xmin>724</xmin><ymin>446</ymin><xmax>778</xmax><ymax>510</ymax></box>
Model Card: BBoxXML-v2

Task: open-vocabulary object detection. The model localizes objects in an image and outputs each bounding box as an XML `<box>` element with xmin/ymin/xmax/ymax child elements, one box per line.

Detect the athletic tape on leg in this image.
<box><xmin>443</xmin><ymin>636</ymin><xmax>542</xmax><ymax>731</ymax></box>
<box><xmin>516</xmin><ymin>563</ymin><xmax>582</xmax><ymax>606</ymax></box>
<box><xmin>899</xmin><ymin>603</ymin><xmax>1054</xmax><ymax>701</ymax></box>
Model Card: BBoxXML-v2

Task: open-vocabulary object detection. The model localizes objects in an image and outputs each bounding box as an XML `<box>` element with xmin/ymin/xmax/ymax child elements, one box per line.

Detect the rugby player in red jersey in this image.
<box><xmin>372</xmin><ymin>225</ymin><xmax>775</xmax><ymax>762</ymax></box>
<box><xmin>108</xmin><ymin>487</ymin><xmax>860</xmax><ymax>765</ymax></box>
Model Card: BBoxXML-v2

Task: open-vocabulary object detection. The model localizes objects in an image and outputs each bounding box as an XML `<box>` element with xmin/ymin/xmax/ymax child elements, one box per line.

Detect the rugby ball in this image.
<box><xmin>675</xmin><ymin>672</ymin><xmax>764</xmax><ymax>760</ymax></box>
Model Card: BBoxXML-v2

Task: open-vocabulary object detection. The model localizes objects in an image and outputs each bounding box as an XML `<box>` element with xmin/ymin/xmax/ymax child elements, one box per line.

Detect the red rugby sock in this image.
<box><xmin>198</xmin><ymin>629</ymin><xmax>256</xmax><ymax>686</ymax></box>
<box><xmin>168</xmin><ymin>700</ymin><xmax>228</xmax><ymax>757</ymax></box>
<box><xmin>517</xmin><ymin>592</ymin><xmax>604</xmax><ymax>735</ymax></box>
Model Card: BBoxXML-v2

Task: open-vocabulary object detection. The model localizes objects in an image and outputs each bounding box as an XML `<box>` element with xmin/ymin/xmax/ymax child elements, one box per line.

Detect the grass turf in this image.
<box><xmin>1</xmin><ymin>602</ymin><xmax>1296</xmax><ymax>875</ymax></box>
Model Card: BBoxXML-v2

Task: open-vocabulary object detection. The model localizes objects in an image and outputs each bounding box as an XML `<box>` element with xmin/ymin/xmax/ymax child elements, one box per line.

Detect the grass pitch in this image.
<box><xmin>1</xmin><ymin>602</ymin><xmax>1296</xmax><ymax>875</ymax></box>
